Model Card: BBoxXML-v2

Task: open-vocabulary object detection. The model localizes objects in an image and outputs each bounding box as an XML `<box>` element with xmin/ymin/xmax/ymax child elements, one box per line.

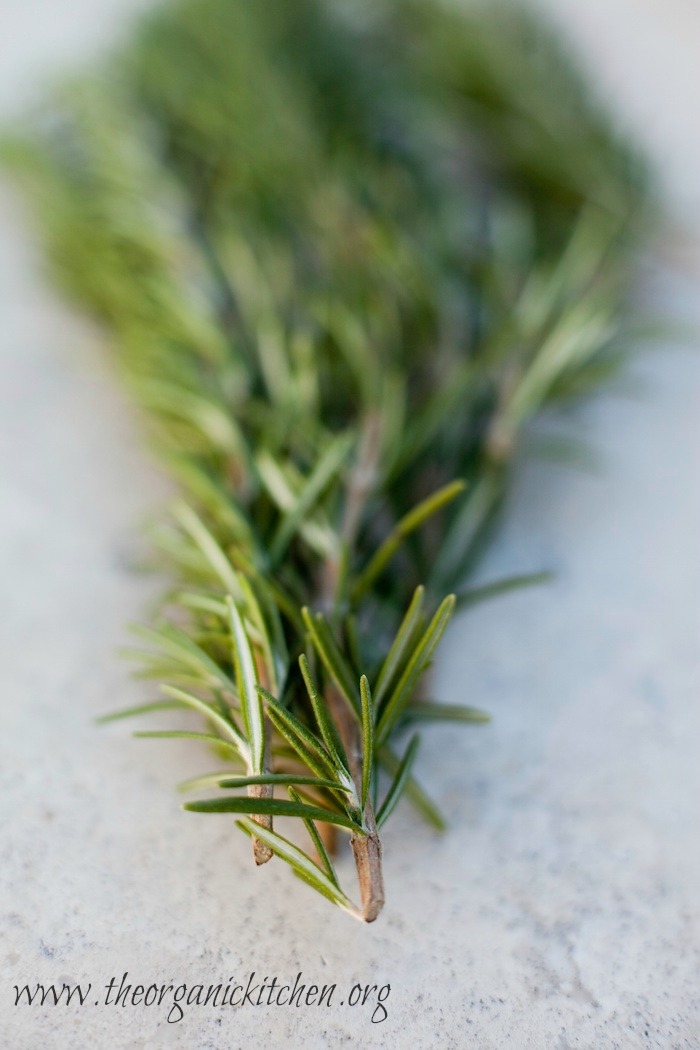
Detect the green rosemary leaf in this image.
<box><xmin>135</xmin><ymin>380</ymin><xmax>245</xmax><ymax>457</ymax></box>
<box><xmin>227</xmin><ymin>595</ymin><xmax>264</xmax><ymax>772</ymax></box>
<box><xmin>236</xmin><ymin>574</ymin><xmax>278</xmax><ymax>691</ymax></box>
<box><xmin>359</xmin><ymin>675</ymin><xmax>374</xmax><ymax>811</ymax></box>
<box><xmin>179</xmin><ymin>772</ymin><xmax>343</xmax><ymax>793</ymax></box>
<box><xmin>129</xmin><ymin>667</ymin><xmax>216</xmax><ymax>689</ymax></box>
<box><xmin>160</xmin><ymin>456</ymin><xmax>255</xmax><ymax>544</ymax></box>
<box><xmin>133</xmin><ymin>730</ymin><xmax>245</xmax><ymax>759</ymax></box>
<box><xmin>287</xmin><ymin>784</ymin><xmax>347</xmax><ymax>817</ymax></box>
<box><xmin>351</xmin><ymin>480</ymin><xmax>466</xmax><ymax>601</ymax></box>
<box><xmin>376</xmin><ymin>595</ymin><xmax>457</xmax><ymax>744</ymax></box>
<box><xmin>428</xmin><ymin>476</ymin><xmax>504</xmax><ymax>595</ymax></box>
<box><xmin>160</xmin><ymin>684</ymin><xmax>248</xmax><ymax>760</ymax></box>
<box><xmin>173</xmin><ymin>503</ymin><xmax>242</xmax><ymax>598</ymax></box>
<box><xmin>256</xmin><ymin>451</ymin><xmax>336</xmax><ymax>559</ymax></box>
<box><xmin>301</xmin><ymin>608</ymin><xmax>360</xmax><ymax>717</ymax></box>
<box><xmin>235</xmin><ymin>818</ymin><xmax>360</xmax><ymax>917</ymax></box>
<box><xmin>394</xmin><ymin>362</ymin><xmax>478</xmax><ymax>477</ymax></box>
<box><xmin>402</xmin><ymin>702</ymin><xmax>491</xmax><ymax>725</ymax></box>
<box><xmin>269</xmin><ymin>432</ymin><xmax>354</xmax><ymax>564</ymax></box>
<box><xmin>376</xmin><ymin>734</ymin><xmax>420</xmax><ymax>829</ymax></box>
<box><xmin>240</xmin><ymin>571</ymin><xmax>289</xmax><ymax>692</ymax></box>
<box><xmin>96</xmin><ymin>699</ymin><xmax>183</xmax><ymax>724</ymax></box>
<box><xmin>455</xmin><ymin>571</ymin><xmax>553</xmax><ymax>609</ymax></box>
<box><xmin>373</xmin><ymin>584</ymin><xmax>425</xmax><ymax>705</ymax></box>
<box><xmin>230</xmin><ymin>548</ymin><xmax>304</xmax><ymax>635</ymax></box>
<box><xmin>298</xmin><ymin>655</ymin><xmax>350</xmax><ymax>774</ymax></box>
<box><xmin>175</xmin><ymin>771</ymin><xmax>243</xmax><ymax>793</ymax></box>
<box><xmin>171</xmin><ymin>592</ymin><xmax>229</xmax><ymax>618</ymax></box>
<box><xmin>378</xmin><ymin>745</ymin><xmax>447</xmax><ymax>832</ymax></box>
<box><xmin>258</xmin><ymin>686</ymin><xmax>338</xmax><ymax>784</ymax></box>
<box><xmin>129</xmin><ymin>623</ymin><xmax>237</xmax><ymax>695</ymax></box>
<box><xmin>287</xmin><ymin>786</ymin><xmax>339</xmax><ymax>888</ymax></box>
<box><xmin>184</xmin><ymin>796</ymin><xmax>362</xmax><ymax>831</ymax></box>
<box><xmin>343</xmin><ymin>614</ymin><xmax>363</xmax><ymax>675</ymax></box>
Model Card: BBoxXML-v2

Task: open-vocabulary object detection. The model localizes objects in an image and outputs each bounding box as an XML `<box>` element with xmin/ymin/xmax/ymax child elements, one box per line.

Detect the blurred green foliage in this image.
<box><xmin>5</xmin><ymin>0</ymin><xmax>650</xmax><ymax>918</ymax></box>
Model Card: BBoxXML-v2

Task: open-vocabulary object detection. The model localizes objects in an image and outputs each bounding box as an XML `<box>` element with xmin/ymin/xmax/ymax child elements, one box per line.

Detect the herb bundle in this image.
<box><xmin>7</xmin><ymin>0</ymin><xmax>648</xmax><ymax>921</ymax></box>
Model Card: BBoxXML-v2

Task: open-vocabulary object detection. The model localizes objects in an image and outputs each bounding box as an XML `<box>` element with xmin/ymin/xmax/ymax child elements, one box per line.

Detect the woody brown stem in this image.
<box><xmin>327</xmin><ymin>684</ymin><xmax>384</xmax><ymax>923</ymax></box>
<box><xmin>250</xmin><ymin>658</ymin><xmax>273</xmax><ymax>864</ymax></box>
<box><xmin>350</xmin><ymin>814</ymin><xmax>384</xmax><ymax>923</ymax></box>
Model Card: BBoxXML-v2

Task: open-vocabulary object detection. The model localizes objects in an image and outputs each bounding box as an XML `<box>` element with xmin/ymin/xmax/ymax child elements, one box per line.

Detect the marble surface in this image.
<box><xmin>1</xmin><ymin>3</ymin><xmax>699</xmax><ymax>1047</ymax></box>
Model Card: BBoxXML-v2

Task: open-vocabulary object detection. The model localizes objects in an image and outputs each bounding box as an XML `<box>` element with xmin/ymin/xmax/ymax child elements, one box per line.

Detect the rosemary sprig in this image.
<box><xmin>4</xmin><ymin>0</ymin><xmax>649</xmax><ymax>921</ymax></box>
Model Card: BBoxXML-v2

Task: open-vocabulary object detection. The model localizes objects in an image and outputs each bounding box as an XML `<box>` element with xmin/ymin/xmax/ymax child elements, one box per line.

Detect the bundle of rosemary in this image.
<box><xmin>7</xmin><ymin>0</ymin><xmax>648</xmax><ymax>921</ymax></box>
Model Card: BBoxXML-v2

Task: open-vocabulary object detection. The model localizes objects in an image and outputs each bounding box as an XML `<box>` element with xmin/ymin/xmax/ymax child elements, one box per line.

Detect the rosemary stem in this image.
<box><xmin>328</xmin><ymin>685</ymin><xmax>385</xmax><ymax>922</ymax></box>
<box><xmin>250</xmin><ymin>659</ymin><xmax>273</xmax><ymax>864</ymax></box>
<box><xmin>319</xmin><ymin>410</ymin><xmax>385</xmax><ymax>920</ymax></box>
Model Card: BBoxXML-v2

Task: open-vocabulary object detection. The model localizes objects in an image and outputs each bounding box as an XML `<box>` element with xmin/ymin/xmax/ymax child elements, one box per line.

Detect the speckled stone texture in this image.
<box><xmin>1</xmin><ymin>3</ymin><xmax>699</xmax><ymax>1047</ymax></box>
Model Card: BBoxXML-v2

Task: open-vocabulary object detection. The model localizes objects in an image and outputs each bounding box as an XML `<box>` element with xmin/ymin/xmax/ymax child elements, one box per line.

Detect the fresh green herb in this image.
<box><xmin>4</xmin><ymin>0</ymin><xmax>649</xmax><ymax>920</ymax></box>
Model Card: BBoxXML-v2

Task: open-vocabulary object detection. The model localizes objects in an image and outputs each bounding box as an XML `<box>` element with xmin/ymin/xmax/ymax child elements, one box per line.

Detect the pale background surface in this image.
<box><xmin>1</xmin><ymin>3</ymin><xmax>699</xmax><ymax>1048</ymax></box>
